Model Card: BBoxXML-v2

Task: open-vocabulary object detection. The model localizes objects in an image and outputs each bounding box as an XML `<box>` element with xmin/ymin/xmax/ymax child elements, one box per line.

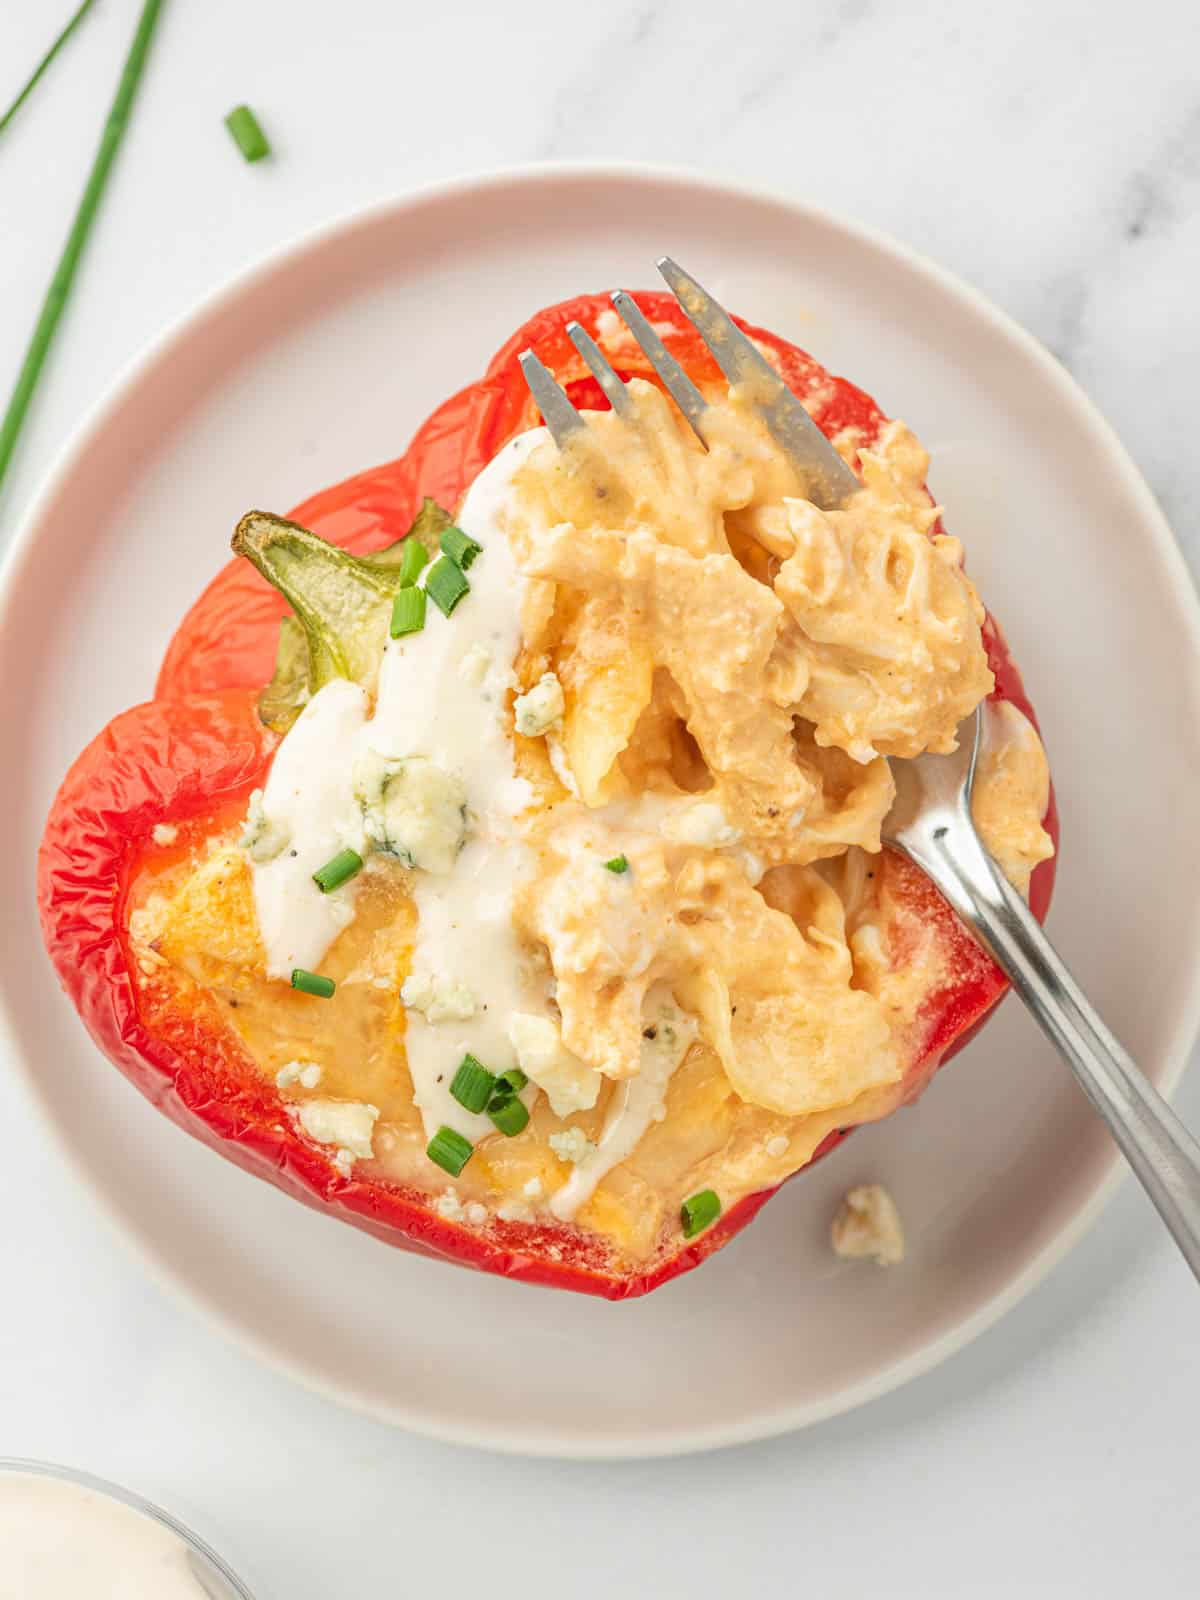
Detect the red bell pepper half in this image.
<box><xmin>38</xmin><ymin>293</ymin><xmax>1058</xmax><ymax>1300</ymax></box>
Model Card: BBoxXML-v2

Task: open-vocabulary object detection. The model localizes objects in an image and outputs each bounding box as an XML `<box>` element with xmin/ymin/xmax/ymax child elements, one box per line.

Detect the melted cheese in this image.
<box><xmin>551</xmin><ymin>987</ymin><xmax>697</xmax><ymax>1220</ymax></box>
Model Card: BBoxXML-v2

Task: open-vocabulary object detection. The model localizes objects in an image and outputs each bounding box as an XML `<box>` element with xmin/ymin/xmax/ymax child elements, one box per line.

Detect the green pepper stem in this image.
<box><xmin>233</xmin><ymin>510</ymin><xmax>405</xmax><ymax>691</ymax></box>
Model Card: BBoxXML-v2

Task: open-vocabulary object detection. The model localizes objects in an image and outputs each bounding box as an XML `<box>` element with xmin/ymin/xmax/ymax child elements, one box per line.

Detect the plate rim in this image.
<box><xmin>4</xmin><ymin>160</ymin><xmax>1199</xmax><ymax>1460</ymax></box>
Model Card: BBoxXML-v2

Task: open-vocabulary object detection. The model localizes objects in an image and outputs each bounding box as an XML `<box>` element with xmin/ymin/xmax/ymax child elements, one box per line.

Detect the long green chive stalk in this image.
<box><xmin>0</xmin><ymin>1</ymin><xmax>99</xmax><ymax>141</ymax></box>
<box><xmin>0</xmin><ymin>0</ymin><xmax>169</xmax><ymax>501</ymax></box>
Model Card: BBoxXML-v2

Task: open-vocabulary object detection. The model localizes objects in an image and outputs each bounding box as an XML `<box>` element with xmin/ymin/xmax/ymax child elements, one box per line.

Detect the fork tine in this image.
<box><xmin>518</xmin><ymin>350</ymin><xmax>586</xmax><ymax>449</ymax></box>
<box><xmin>655</xmin><ymin>257</ymin><xmax>861</xmax><ymax>509</ymax></box>
<box><xmin>610</xmin><ymin>291</ymin><xmax>708</xmax><ymax>443</ymax></box>
<box><xmin>565</xmin><ymin>321</ymin><xmax>636</xmax><ymax>421</ymax></box>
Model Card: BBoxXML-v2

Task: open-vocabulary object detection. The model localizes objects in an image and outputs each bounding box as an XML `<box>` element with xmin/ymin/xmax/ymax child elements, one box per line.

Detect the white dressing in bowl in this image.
<box><xmin>0</xmin><ymin>1462</ymin><xmax>252</xmax><ymax>1599</ymax></box>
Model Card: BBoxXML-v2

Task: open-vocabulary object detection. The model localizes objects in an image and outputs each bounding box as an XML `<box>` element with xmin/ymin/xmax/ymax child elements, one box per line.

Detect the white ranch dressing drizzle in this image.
<box><xmin>0</xmin><ymin>1472</ymin><xmax>213</xmax><ymax>1598</ymax></box>
<box><xmin>251</xmin><ymin>677</ymin><xmax>368</xmax><ymax>975</ymax></box>
<box><xmin>250</xmin><ymin>431</ymin><xmax>545</xmax><ymax>1140</ymax></box>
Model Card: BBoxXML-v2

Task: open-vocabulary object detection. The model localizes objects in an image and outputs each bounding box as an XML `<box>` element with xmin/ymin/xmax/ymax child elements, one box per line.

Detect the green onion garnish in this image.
<box><xmin>427</xmin><ymin>1126</ymin><xmax>474</xmax><ymax>1177</ymax></box>
<box><xmin>493</xmin><ymin>1067</ymin><xmax>528</xmax><ymax>1098</ymax></box>
<box><xmin>450</xmin><ymin>1055</ymin><xmax>496</xmax><ymax>1115</ymax></box>
<box><xmin>604</xmin><ymin>855</ymin><xmax>629</xmax><ymax>874</ymax></box>
<box><xmin>311</xmin><ymin>848</ymin><xmax>363</xmax><ymax>894</ymax></box>
<box><xmin>440</xmin><ymin>525</ymin><xmax>484</xmax><ymax>570</ymax></box>
<box><xmin>0</xmin><ymin>0</ymin><xmax>98</xmax><ymax>142</ymax></box>
<box><xmin>0</xmin><ymin>0</ymin><xmax>168</xmax><ymax>502</ymax></box>
<box><xmin>398</xmin><ymin>539</ymin><xmax>429</xmax><ymax>587</ymax></box>
<box><xmin>390</xmin><ymin>586</ymin><xmax>426</xmax><ymax>637</ymax></box>
<box><xmin>291</xmin><ymin>968</ymin><xmax>336</xmax><ymax>999</ymax></box>
<box><xmin>224</xmin><ymin>104</ymin><xmax>271</xmax><ymax>163</ymax></box>
<box><xmin>426</xmin><ymin>557</ymin><xmax>470</xmax><ymax>617</ymax></box>
<box><xmin>681</xmin><ymin>1189</ymin><xmax>721</xmax><ymax>1239</ymax></box>
<box><xmin>488</xmin><ymin>1094</ymin><xmax>530</xmax><ymax>1137</ymax></box>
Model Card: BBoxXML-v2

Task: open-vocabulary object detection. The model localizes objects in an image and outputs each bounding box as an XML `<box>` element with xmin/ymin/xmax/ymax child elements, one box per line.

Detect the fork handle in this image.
<box><xmin>903</xmin><ymin>819</ymin><xmax>1200</xmax><ymax>1283</ymax></box>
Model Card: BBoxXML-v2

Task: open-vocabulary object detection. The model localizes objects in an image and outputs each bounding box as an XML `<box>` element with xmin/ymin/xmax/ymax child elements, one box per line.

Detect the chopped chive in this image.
<box><xmin>427</xmin><ymin>1125</ymin><xmax>474</xmax><ymax>1177</ymax></box>
<box><xmin>390</xmin><ymin>586</ymin><xmax>426</xmax><ymax>637</ymax></box>
<box><xmin>604</xmin><ymin>855</ymin><xmax>629</xmax><ymax>874</ymax></box>
<box><xmin>0</xmin><ymin>0</ymin><xmax>169</xmax><ymax>502</ymax></box>
<box><xmin>291</xmin><ymin>968</ymin><xmax>336</xmax><ymax>999</ymax></box>
<box><xmin>426</xmin><ymin>556</ymin><xmax>470</xmax><ymax>617</ymax></box>
<box><xmin>493</xmin><ymin>1067</ymin><xmax>528</xmax><ymax>1098</ymax></box>
<box><xmin>440</xmin><ymin>524</ymin><xmax>484</xmax><ymax>570</ymax></box>
<box><xmin>681</xmin><ymin>1189</ymin><xmax>721</xmax><ymax>1239</ymax></box>
<box><xmin>0</xmin><ymin>0</ymin><xmax>98</xmax><ymax>142</ymax></box>
<box><xmin>224</xmin><ymin>104</ymin><xmax>271</xmax><ymax>163</ymax></box>
<box><xmin>311</xmin><ymin>848</ymin><xmax>363</xmax><ymax>894</ymax></box>
<box><xmin>488</xmin><ymin>1094</ymin><xmax>530</xmax><ymax>1137</ymax></box>
<box><xmin>450</xmin><ymin>1055</ymin><xmax>496</xmax><ymax>1115</ymax></box>
<box><xmin>398</xmin><ymin>539</ymin><xmax>429</xmax><ymax>587</ymax></box>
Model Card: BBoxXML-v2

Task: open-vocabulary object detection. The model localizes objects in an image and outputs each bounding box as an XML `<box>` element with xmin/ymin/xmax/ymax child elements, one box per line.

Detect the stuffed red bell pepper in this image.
<box><xmin>38</xmin><ymin>291</ymin><xmax>1057</xmax><ymax>1300</ymax></box>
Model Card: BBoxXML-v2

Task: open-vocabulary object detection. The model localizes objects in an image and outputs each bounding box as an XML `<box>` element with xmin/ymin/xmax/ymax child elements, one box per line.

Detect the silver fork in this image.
<box><xmin>518</xmin><ymin>256</ymin><xmax>861</xmax><ymax>509</ymax></box>
<box><xmin>518</xmin><ymin>259</ymin><xmax>1200</xmax><ymax>1281</ymax></box>
<box><xmin>889</xmin><ymin>709</ymin><xmax>1200</xmax><ymax>1281</ymax></box>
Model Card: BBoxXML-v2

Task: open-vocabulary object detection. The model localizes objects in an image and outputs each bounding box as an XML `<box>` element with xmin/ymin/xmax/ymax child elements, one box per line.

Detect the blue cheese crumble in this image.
<box><xmin>514</xmin><ymin>672</ymin><xmax>565</xmax><ymax>737</ymax></box>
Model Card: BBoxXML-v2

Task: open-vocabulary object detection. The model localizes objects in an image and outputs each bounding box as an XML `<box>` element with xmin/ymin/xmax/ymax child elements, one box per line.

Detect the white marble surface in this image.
<box><xmin>2</xmin><ymin>0</ymin><xmax>1199</xmax><ymax>1593</ymax></box>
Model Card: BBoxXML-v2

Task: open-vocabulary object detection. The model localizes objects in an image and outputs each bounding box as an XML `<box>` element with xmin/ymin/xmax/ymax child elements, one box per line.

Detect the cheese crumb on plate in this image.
<box><xmin>831</xmin><ymin>1184</ymin><xmax>905</xmax><ymax>1266</ymax></box>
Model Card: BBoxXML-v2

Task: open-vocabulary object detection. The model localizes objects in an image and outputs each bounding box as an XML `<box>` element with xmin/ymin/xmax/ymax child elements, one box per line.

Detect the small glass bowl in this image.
<box><xmin>0</xmin><ymin>1458</ymin><xmax>255</xmax><ymax>1597</ymax></box>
